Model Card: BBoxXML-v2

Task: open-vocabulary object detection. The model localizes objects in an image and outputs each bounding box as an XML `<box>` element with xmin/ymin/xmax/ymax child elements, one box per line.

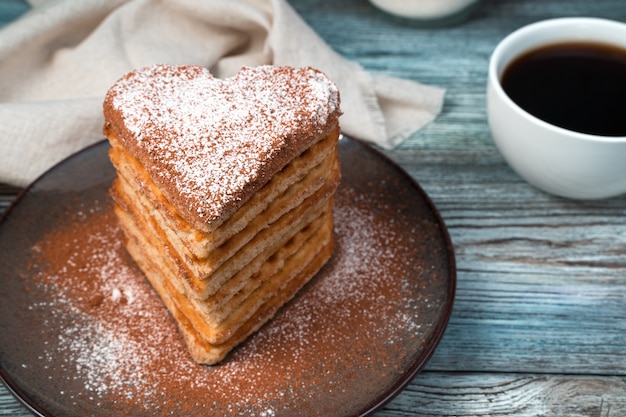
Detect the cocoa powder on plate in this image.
<box><xmin>24</xmin><ymin>184</ymin><xmax>433</xmax><ymax>417</ymax></box>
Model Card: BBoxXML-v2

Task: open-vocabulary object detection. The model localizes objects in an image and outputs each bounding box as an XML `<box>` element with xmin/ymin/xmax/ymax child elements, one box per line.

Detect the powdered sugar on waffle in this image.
<box><xmin>105</xmin><ymin>65</ymin><xmax>340</xmax><ymax>223</ymax></box>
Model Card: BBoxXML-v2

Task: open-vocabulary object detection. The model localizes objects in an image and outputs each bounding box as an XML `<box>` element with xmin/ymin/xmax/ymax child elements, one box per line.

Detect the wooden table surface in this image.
<box><xmin>1</xmin><ymin>0</ymin><xmax>625</xmax><ymax>415</ymax></box>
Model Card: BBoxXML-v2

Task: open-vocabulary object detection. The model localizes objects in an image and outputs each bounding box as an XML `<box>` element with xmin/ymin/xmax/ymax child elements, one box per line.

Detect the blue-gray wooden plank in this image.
<box><xmin>0</xmin><ymin>0</ymin><xmax>28</xmax><ymax>28</ymax></box>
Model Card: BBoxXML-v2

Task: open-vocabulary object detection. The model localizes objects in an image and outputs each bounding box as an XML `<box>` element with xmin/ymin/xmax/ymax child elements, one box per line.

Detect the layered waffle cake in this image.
<box><xmin>103</xmin><ymin>64</ymin><xmax>341</xmax><ymax>365</ymax></box>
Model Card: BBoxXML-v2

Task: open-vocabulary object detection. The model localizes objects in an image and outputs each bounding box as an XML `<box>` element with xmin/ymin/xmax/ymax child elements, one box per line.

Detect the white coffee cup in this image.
<box><xmin>487</xmin><ymin>17</ymin><xmax>626</xmax><ymax>200</ymax></box>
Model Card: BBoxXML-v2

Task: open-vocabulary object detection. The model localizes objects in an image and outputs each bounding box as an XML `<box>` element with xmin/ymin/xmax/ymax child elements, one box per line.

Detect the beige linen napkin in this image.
<box><xmin>0</xmin><ymin>0</ymin><xmax>444</xmax><ymax>187</ymax></box>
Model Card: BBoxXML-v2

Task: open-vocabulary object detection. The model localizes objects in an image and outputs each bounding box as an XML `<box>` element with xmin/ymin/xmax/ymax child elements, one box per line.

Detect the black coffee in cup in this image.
<box><xmin>501</xmin><ymin>42</ymin><xmax>626</xmax><ymax>136</ymax></box>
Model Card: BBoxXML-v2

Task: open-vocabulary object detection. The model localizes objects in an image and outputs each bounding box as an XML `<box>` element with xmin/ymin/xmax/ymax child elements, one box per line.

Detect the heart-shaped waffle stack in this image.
<box><xmin>103</xmin><ymin>64</ymin><xmax>341</xmax><ymax>365</ymax></box>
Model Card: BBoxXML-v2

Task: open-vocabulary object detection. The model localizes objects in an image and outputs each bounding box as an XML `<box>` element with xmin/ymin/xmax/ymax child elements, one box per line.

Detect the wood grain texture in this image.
<box><xmin>2</xmin><ymin>0</ymin><xmax>626</xmax><ymax>416</ymax></box>
<box><xmin>377</xmin><ymin>373</ymin><xmax>626</xmax><ymax>417</ymax></box>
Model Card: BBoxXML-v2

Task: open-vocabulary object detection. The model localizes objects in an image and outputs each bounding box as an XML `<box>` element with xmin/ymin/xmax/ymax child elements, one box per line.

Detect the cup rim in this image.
<box><xmin>488</xmin><ymin>17</ymin><xmax>626</xmax><ymax>143</ymax></box>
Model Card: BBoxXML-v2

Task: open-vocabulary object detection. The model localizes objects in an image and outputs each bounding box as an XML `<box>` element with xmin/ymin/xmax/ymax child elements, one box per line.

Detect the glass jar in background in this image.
<box><xmin>368</xmin><ymin>0</ymin><xmax>482</xmax><ymax>27</ymax></box>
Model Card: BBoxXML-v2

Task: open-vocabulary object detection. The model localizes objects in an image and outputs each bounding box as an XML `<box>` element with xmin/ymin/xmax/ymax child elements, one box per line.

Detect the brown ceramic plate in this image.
<box><xmin>0</xmin><ymin>136</ymin><xmax>455</xmax><ymax>417</ymax></box>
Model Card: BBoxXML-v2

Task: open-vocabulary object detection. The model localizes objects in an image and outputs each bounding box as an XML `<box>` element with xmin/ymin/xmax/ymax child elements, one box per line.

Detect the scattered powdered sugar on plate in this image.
<box><xmin>27</xmin><ymin>208</ymin><xmax>188</xmax><ymax>411</ymax></box>
<box><xmin>19</xmin><ymin>171</ymin><xmax>443</xmax><ymax>417</ymax></box>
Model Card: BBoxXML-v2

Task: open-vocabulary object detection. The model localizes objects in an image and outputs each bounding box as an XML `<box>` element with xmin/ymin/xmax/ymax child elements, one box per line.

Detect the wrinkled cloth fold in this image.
<box><xmin>0</xmin><ymin>0</ymin><xmax>444</xmax><ymax>187</ymax></box>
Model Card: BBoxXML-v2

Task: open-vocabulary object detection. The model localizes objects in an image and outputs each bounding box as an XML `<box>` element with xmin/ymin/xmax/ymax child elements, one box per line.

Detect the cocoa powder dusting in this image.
<box><xmin>22</xmin><ymin>182</ymin><xmax>440</xmax><ymax>417</ymax></box>
<box><xmin>103</xmin><ymin>64</ymin><xmax>341</xmax><ymax>226</ymax></box>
